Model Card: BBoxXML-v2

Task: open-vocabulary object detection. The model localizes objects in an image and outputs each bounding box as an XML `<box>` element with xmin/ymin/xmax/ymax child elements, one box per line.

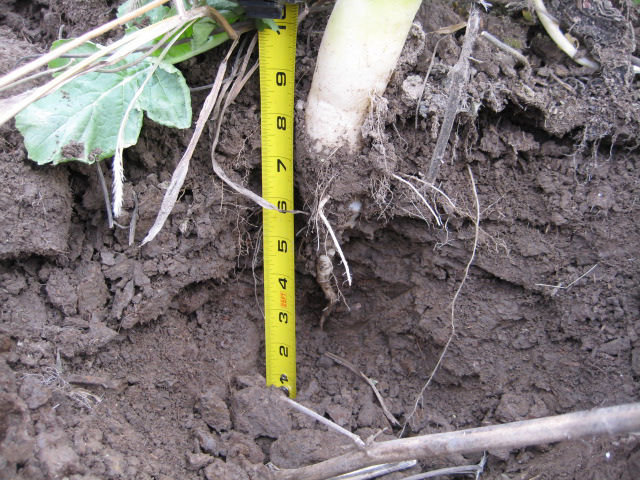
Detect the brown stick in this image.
<box><xmin>273</xmin><ymin>403</ymin><xmax>640</xmax><ymax>480</ymax></box>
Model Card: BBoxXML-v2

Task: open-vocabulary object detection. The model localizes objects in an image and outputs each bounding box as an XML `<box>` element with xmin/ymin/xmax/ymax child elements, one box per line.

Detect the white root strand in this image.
<box><xmin>318</xmin><ymin>196</ymin><xmax>352</xmax><ymax>286</ymax></box>
<box><xmin>532</xmin><ymin>0</ymin><xmax>640</xmax><ymax>74</ymax></box>
<box><xmin>391</xmin><ymin>173</ymin><xmax>442</xmax><ymax>226</ymax></box>
<box><xmin>280</xmin><ymin>397</ymin><xmax>365</xmax><ymax>449</ymax></box>
<box><xmin>401</xmin><ymin>166</ymin><xmax>480</xmax><ymax>436</ymax></box>
<box><xmin>531</xmin><ymin>0</ymin><xmax>599</xmax><ymax>70</ymax></box>
<box><xmin>480</xmin><ymin>31</ymin><xmax>529</xmax><ymax>67</ymax></box>
<box><xmin>325</xmin><ymin>352</ymin><xmax>399</xmax><ymax>426</ymax></box>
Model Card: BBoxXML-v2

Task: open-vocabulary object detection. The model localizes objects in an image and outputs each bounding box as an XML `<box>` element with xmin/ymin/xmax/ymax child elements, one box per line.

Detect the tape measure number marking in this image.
<box><xmin>259</xmin><ymin>4</ymin><xmax>298</xmax><ymax>398</ymax></box>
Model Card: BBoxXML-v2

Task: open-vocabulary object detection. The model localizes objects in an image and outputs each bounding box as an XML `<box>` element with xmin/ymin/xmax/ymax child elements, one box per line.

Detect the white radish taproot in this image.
<box><xmin>305</xmin><ymin>0</ymin><xmax>422</xmax><ymax>153</ymax></box>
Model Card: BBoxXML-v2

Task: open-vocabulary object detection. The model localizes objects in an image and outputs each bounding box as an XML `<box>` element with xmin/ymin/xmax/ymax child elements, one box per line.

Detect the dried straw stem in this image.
<box><xmin>274</xmin><ymin>403</ymin><xmax>640</xmax><ymax>480</ymax></box>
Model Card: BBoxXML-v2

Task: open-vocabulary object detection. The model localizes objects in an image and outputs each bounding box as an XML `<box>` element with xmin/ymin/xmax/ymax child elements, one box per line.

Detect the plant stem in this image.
<box><xmin>166</xmin><ymin>31</ymin><xmax>230</xmax><ymax>64</ymax></box>
<box><xmin>426</xmin><ymin>8</ymin><xmax>480</xmax><ymax>183</ymax></box>
<box><xmin>274</xmin><ymin>402</ymin><xmax>640</xmax><ymax>480</ymax></box>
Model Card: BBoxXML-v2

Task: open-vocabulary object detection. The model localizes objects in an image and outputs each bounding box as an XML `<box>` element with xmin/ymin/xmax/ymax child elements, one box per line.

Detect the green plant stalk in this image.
<box><xmin>165</xmin><ymin>31</ymin><xmax>231</xmax><ymax>64</ymax></box>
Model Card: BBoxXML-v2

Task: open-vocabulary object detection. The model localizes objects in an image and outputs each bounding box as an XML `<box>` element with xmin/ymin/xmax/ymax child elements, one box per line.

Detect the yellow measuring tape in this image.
<box><xmin>259</xmin><ymin>3</ymin><xmax>298</xmax><ymax>398</ymax></box>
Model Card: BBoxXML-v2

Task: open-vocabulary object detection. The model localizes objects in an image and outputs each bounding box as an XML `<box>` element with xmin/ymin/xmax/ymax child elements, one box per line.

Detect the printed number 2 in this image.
<box><xmin>279</xmin><ymin>345</ymin><xmax>289</xmax><ymax>357</ymax></box>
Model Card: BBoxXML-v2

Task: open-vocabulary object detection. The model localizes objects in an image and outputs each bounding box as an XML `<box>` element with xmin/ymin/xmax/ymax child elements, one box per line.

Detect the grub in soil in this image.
<box><xmin>1</xmin><ymin>0</ymin><xmax>639</xmax><ymax>478</ymax></box>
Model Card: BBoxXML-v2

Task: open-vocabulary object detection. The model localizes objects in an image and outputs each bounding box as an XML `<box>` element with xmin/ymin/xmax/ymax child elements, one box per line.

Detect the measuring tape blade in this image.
<box><xmin>259</xmin><ymin>4</ymin><xmax>298</xmax><ymax>398</ymax></box>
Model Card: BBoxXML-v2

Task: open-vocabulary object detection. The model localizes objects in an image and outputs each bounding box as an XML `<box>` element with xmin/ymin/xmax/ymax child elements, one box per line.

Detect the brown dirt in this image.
<box><xmin>1</xmin><ymin>0</ymin><xmax>640</xmax><ymax>479</ymax></box>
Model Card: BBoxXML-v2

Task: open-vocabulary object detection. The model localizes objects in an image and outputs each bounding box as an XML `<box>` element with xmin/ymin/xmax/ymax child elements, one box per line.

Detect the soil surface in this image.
<box><xmin>1</xmin><ymin>0</ymin><xmax>640</xmax><ymax>479</ymax></box>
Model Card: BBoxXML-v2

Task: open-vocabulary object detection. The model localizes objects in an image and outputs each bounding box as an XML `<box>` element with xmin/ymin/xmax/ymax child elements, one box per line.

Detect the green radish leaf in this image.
<box><xmin>192</xmin><ymin>18</ymin><xmax>216</xmax><ymax>49</ymax></box>
<box><xmin>191</xmin><ymin>10</ymin><xmax>242</xmax><ymax>51</ymax></box>
<box><xmin>48</xmin><ymin>40</ymin><xmax>101</xmax><ymax>70</ymax></box>
<box><xmin>15</xmin><ymin>70</ymin><xmax>145</xmax><ymax>165</ymax></box>
<box><xmin>255</xmin><ymin>18</ymin><xmax>279</xmax><ymax>32</ymax></box>
<box><xmin>15</xmin><ymin>58</ymin><xmax>191</xmax><ymax>165</ymax></box>
<box><xmin>117</xmin><ymin>0</ymin><xmax>173</xmax><ymax>25</ymax></box>
<box><xmin>157</xmin><ymin>40</ymin><xmax>193</xmax><ymax>64</ymax></box>
<box><xmin>205</xmin><ymin>0</ymin><xmax>242</xmax><ymax>10</ymax></box>
<box><xmin>138</xmin><ymin>61</ymin><xmax>192</xmax><ymax>128</ymax></box>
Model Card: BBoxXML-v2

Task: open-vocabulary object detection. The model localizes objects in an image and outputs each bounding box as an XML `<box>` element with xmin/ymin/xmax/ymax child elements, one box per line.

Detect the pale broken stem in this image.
<box><xmin>391</xmin><ymin>173</ymin><xmax>442</xmax><ymax>226</ymax></box>
<box><xmin>95</xmin><ymin>161</ymin><xmax>114</xmax><ymax>229</ymax></box>
<box><xmin>274</xmin><ymin>403</ymin><xmax>640</xmax><ymax>480</ymax></box>
<box><xmin>414</xmin><ymin>35</ymin><xmax>446</xmax><ymax>131</ymax></box>
<box><xmin>401</xmin><ymin>454</ymin><xmax>486</xmax><ymax>480</ymax></box>
<box><xmin>402</xmin><ymin>166</ymin><xmax>480</xmax><ymax>436</ymax></box>
<box><xmin>535</xmin><ymin>263</ymin><xmax>598</xmax><ymax>292</ymax></box>
<box><xmin>325</xmin><ymin>352</ymin><xmax>399</xmax><ymax>427</ymax></box>
<box><xmin>0</xmin><ymin>65</ymin><xmax>66</xmax><ymax>94</ymax></box>
<box><xmin>329</xmin><ymin>460</ymin><xmax>417</xmax><ymax>480</ymax></box>
<box><xmin>531</xmin><ymin>0</ymin><xmax>603</xmax><ymax>72</ymax></box>
<box><xmin>113</xmin><ymin>21</ymin><xmax>193</xmax><ymax>217</ymax></box>
<box><xmin>280</xmin><ymin>396</ymin><xmax>366</xmax><ymax>449</ymax></box>
<box><xmin>209</xmin><ymin>65</ymin><xmax>269</xmax><ymax>208</ymax></box>
<box><xmin>480</xmin><ymin>31</ymin><xmax>530</xmax><ymax>67</ymax></box>
<box><xmin>95</xmin><ymin>31</ymin><xmax>178</xmax><ymax>74</ymax></box>
<box><xmin>426</xmin><ymin>7</ymin><xmax>480</xmax><ymax>183</ymax></box>
<box><xmin>0</xmin><ymin>0</ymin><xmax>170</xmax><ymax>90</ymax></box>
<box><xmin>173</xmin><ymin>0</ymin><xmax>186</xmax><ymax>16</ymax></box>
<box><xmin>318</xmin><ymin>196</ymin><xmax>352</xmax><ymax>286</ymax></box>
<box><xmin>141</xmin><ymin>39</ymin><xmax>241</xmax><ymax>245</ymax></box>
<box><xmin>209</xmin><ymin>40</ymin><xmax>303</xmax><ymax>214</ymax></box>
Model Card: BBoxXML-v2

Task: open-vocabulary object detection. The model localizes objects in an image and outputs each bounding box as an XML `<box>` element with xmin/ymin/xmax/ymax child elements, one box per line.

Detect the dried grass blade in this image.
<box><xmin>112</xmin><ymin>21</ymin><xmax>195</xmax><ymax>218</ymax></box>
<box><xmin>0</xmin><ymin>5</ymin><xmax>216</xmax><ymax>126</ymax></box>
<box><xmin>0</xmin><ymin>0</ymin><xmax>171</xmax><ymax>90</ymax></box>
<box><xmin>208</xmin><ymin>36</ymin><xmax>280</xmax><ymax>211</ymax></box>
<box><xmin>0</xmin><ymin>14</ymin><xmax>187</xmax><ymax>126</ymax></box>
<box><xmin>140</xmin><ymin>38</ymin><xmax>241</xmax><ymax>246</ymax></box>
